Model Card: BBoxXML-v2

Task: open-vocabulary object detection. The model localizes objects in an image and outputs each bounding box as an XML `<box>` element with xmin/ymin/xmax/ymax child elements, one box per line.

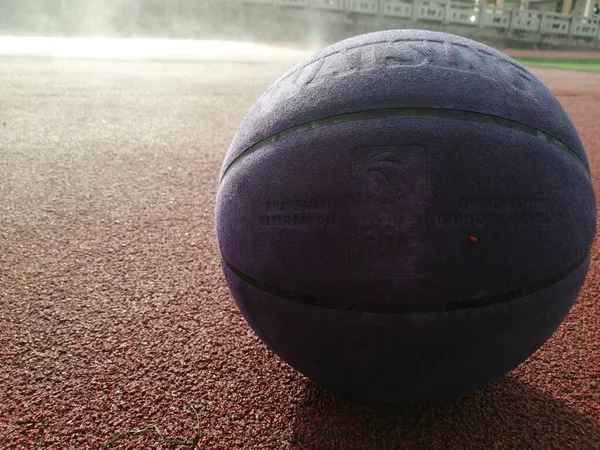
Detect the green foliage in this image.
<box><xmin>515</xmin><ymin>57</ymin><xmax>600</xmax><ymax>72</ymax></box>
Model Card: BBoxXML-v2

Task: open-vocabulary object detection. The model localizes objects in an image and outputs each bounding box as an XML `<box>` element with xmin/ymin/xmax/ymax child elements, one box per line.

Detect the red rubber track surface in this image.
<box><xmin>1</xmin><ymin>53</ymin><xmax>599</xmax><ymax>449</ymax></box>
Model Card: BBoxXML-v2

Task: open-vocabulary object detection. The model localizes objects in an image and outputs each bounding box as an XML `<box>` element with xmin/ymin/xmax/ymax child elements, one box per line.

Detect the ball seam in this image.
<box><xmin>220</xmin><ymin>108</ymin><xmax>588</xmax><ymax>183</ymax></box>
<box><xmin>221</xmin><ymin>252</ymin><xmax>589</xmax><ymax>314</ymax></box>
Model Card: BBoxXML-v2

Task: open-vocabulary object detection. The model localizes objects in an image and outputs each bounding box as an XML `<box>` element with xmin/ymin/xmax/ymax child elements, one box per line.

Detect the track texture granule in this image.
<box><xmin>0</xmin><ymin>54</ymin><xmax>599</xmax><ymax>450</ymax></box>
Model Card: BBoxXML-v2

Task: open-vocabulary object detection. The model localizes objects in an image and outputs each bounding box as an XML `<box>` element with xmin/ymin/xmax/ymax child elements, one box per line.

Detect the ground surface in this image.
<box><xmin>1</xmin><ymin>43</ymin><xmax>600</xmax><ymax>449</ymax></box>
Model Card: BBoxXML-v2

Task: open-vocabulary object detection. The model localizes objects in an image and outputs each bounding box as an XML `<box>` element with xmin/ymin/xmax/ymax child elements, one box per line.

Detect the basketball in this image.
<box><xmin>215</xmin><ymin>29</ymin><xmax>596</xmax><ymax>404</ymax></box>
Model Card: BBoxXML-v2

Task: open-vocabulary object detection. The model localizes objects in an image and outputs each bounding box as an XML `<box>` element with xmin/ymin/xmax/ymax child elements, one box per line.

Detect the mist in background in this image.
<box><xmin>0</xmin><ymin>0</ymin><xmax>335</xmax><ymax>48</ymax></box>
<box><xmin>2</xmin><ymin>0</ymin><xmax>225</xmax><ymax>38</ymax></box>
<box><xmin>1</xmin><ymin>0</ymin><xmax>579</xmax><ymax>57</ymax></box>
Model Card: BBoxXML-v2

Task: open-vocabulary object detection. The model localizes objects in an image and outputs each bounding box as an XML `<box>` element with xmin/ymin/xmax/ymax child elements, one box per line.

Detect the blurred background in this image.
<box><xmin>1</xmin><ymin>0</ymin><xmax>600</xmax><ymax>50</ymax></box>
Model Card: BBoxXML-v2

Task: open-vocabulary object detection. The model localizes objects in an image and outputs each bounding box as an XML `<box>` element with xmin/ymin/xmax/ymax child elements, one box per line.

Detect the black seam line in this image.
<box><xmin>220</xmin><ymin>108</ymin><xmax>588</xmax><ymax>183</ymax></box>
<box><xmin>223</xmin><ymin>253</ymin><xmax>589</xmax><ymax>314</ymax></box>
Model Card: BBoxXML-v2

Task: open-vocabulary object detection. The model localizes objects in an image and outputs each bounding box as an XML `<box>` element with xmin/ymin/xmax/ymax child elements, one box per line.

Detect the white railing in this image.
<box><xmin>312</xmin><ymin>0</ymin><xmax>345</xmax><ymax>10</ymax></box>
<box><xmin>447</xmin><ymin>2</ymin><xmax>478</xmax><ymax>26</ymax></box>
<box><xmin>511</xmin><ymin>9</ymin><xmax>543</xmax><ymax>32</ymax></box>
<box><xmin>347</xmin><ymin>0</ymin><xmax>379</xmax><ymax>14</ymax></box>
<box><xmin>539</xmin><ymin>11</ymin><xmax>570</xmax><ymax>35</ymax></box>
<box><xmin>277</xmin><ymin>0</ymin><xmax>309</xmax><ymax>7</ymax></box>
<box><xmin>416</xmin><ymin>3</ymin><xmax>444</xmax><ymax>21</ymax></box>
<box><xmin>383</xmin><ymin>1</ymin><xmax>412</xmax><ymax>18</ymax></box>
<box><xmin>571</xmin><ymin>16</ymin><xmax>600</xmax><ymax>37</ymax></box>
<box><xmin>482</xmin><ymin>6</ymin><xmax>511</xmax><ymax>28</ymax></box>
<box><xmin>240</xmin><ymin>0</ymin><xmax>600</xmax><ymax>41</ymax></box>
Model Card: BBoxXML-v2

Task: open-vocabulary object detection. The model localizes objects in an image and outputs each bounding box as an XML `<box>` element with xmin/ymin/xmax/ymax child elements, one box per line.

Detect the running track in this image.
<box><xmin>1</xmin><ymin>44</ymin><xmax>599</xmax><ymax>449</ymax></box>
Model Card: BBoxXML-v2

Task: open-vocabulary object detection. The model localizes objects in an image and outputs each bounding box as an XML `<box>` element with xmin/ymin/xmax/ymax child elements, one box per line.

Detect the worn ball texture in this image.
<box><xmin>215</xmin><ymin>30</ymin><xmax>596</xmax><ymax>404</ymax></box>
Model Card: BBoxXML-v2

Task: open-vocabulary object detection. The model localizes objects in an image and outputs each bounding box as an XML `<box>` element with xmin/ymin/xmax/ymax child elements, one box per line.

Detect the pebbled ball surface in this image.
<box><xmin>216</xmin><ymin>30</ymin><xmax>597</xmax><ymax>404</ymax></box>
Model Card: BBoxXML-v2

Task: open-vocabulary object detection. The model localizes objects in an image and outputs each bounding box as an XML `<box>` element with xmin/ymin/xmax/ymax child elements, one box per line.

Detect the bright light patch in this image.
<box><xmin>0</xmin><ymin>37</ymin><xmax>312</xmax><ymax>61</ymax></box>
<box><xmin>470</xmin><ymin>15</ymin><xmax>477</xmax><ymax>22</ymax></box>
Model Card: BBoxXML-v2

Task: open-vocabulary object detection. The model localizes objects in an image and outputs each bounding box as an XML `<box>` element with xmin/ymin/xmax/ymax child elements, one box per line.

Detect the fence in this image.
<box><xmin>239</xmin><ymin>0</ymin><xmax>600</xmax><ymax>41</ymax></box>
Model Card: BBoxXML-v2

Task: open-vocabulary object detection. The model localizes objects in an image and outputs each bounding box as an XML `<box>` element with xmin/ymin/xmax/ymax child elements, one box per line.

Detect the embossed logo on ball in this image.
<box><xmin>350</xmin><ymin>145</ymin><xmax>431</xmax><ymax>278</ymax></box>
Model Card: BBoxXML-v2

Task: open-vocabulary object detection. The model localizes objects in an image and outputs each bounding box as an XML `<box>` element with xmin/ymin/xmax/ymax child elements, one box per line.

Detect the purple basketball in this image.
<box><xmin>215</xmin><ymin>30</ymin><xmax>596</xmax><ymax>404</ymax></box>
